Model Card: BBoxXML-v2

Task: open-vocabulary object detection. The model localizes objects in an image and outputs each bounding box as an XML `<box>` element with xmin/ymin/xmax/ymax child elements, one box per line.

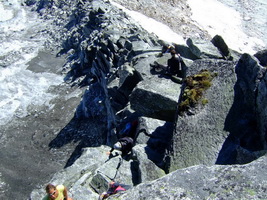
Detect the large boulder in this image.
<box><xmin>127</xmin><ymin>51</ymin><xmax>181</xmax><ymax>121</ymax></box>
<box><xmin>30</xmin><ymin>145</ymin><xmax>165</xmax><ymax>200</ymax></box>
<box><xmin>109</xmin><ymin>154</ymin><xmax>267</xmax><ymax>200</ymax></box>
<box><xmin>186</xmin><ymin>37</ymin><xmax>222</xmax><ymax>59</ymax></box>
<box><xmin>170</xmin><ymin>59</ymin><xmax>237</xmax><ymax>171</ymax></box>
<box><xmin>129</xmin><ymin>76</ymin><xmax>181</xmax><ymax>122</ymax></box>
<box><xmin>170</xmin><ymin>53</ymin><xmax>267</xmax><ymax>171</ymax></box>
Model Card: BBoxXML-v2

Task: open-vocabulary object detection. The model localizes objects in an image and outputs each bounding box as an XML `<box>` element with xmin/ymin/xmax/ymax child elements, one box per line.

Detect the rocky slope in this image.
<box><xmin>15</xmin><ymin>0</ymin><xmax>267</xmax><ymax>199</ymax></box>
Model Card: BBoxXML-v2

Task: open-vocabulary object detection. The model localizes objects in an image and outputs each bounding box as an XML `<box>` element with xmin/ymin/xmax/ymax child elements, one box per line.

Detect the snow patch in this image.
<box><xmin>0</xmin><ymin>4</ymin><xmax>13</xmax><ymax>22</ymax></box>
<box><xmin>187</xmin><ymin>0</ymin><xmax>265</xmax><ymax>54</ymax></box>
<box><xmin>111</xmin><ymin>1</ymin><xmax>186</xmax><ymax>45</ymax></box>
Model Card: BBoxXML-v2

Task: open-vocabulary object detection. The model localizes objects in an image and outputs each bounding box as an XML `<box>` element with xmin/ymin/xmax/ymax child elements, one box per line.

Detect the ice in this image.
<box><xmin>0</xmin><ymin>1</ymin><xmax>63</xmax><ymax>126</ymax></box>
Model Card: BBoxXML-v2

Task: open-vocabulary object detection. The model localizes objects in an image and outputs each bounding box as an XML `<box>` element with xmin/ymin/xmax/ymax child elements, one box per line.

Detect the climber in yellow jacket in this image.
<box><xmin>43</xmin><ymin>184</ymin><xmax>73</xmax><ymax>200</ymax></box>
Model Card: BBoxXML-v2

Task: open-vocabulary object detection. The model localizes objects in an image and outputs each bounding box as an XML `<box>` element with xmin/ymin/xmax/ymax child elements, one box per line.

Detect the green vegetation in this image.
<box><xmin>178</xmin><ymin>69</ymin><xmax>217</xmax><ymax>115</ymax></box>
<box><xmin>246</xmin><ymin>188</ymin><xmax>256</xmax><ymax>196</ymax></box>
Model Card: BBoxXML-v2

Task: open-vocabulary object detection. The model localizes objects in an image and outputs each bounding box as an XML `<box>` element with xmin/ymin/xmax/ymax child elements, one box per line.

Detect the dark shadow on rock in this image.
<box><xmin>48</xmin><ymin>116</ymin><xmax>107</xmax><ymax>168</ymax></box>
<box><xmin>216</xmin><ymin>67</ymin><xmax>264</xmax><ymax>165</ymax></box>
<box><xmin>108</xmin><ymin>70</ymin><xmax>143</xmax><ymax>113</ymax></box>
<box><xmin>144</xmin><ymin>122</ymin><xmax>174</xmax><ymax>173</ymax></box>
<box><xmin>130</xmin><ymin>160</ymin><xmax>141</xmax><ymax>186</ymax></box>
<box><xmin>150</xmin><ymin>67</ymin><xmax>184</xmax><ymax>85</ymax></box>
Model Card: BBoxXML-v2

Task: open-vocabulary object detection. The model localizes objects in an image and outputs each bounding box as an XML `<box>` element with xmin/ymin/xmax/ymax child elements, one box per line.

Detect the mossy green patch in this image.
<box><xmin>246</xmin><ymin>188</ymin><xmax>256</xmax><ymax>196</ymax></box>
<box><xmin>178</xmin><ymin>69</ymin><xmax>217</xmax><ymax>115</ymax></box>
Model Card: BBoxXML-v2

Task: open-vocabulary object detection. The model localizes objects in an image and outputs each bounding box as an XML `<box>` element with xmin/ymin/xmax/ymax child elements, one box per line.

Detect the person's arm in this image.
<box><xmin>63</xmin><ymin>186</ymin><xmax>69</xmax><ymax>200</ymax></box>
<box><xmin>106</xmin><ymin>147</ymin><xmax>114</xmax><ymax>155</ymax></box>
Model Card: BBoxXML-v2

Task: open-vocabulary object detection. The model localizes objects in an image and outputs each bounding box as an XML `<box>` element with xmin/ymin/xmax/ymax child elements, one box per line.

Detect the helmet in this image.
<box><xmin>113</xmin><ymin>142</ymin><xmax>122</xmax><ymax>150</ymax></box>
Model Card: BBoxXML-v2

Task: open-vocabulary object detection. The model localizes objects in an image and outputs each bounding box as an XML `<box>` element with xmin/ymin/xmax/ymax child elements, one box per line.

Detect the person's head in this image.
<box><xmin>45</xmin><ymin>184</ymin><xmax>58</xmax><ymax>200</ymax></box>
<box><xmin>109</xmin><ymin>181</ymin><xmax>115</xmax><ymax>187</ymax></box>
<box><xmin>170</xmin><ymin>49</ymin><xmax>176</xmax><ymax>56</ymax></box>
<box><xmin>162</xmin><ymin>44</ymin><xmax>175</xmax><ymax>53</ymax></box>
<box><xmin>113</xmin><ymin>142</ymin><xmax>122</xmax><ymax>150</ymax></box>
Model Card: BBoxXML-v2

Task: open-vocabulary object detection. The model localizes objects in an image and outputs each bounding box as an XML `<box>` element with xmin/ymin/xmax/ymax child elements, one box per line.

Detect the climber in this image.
<box><xmin>107</xmin><ymin>136</ymin><xmax>134</xmax><ymax>157</ymax></box>
<box><xmin>99</xmin><ymin>181</ymin><xmax>129</xmax><ymax>200</ymax></box>
<box><xmin>106</xmin><ymin>119</ymin><xmax>147</xmax><ymax>159</ymax></box>
<box><xmin>167</xmin><ymin>49</ymin><xmax>183</xmax><ymax>77</ymax></box>
<box><xmin>43</xmin><ymin>183</ymin><xmax>72</xmax><ymax>200</ymax></box>
<box><xmin>151</xmin><ymin>49</ymin><xmax>183</xmax><ymax>78</ymax></box>
<box><xmin>108</xmin><ymin>120</ymin><xmax>152</xmax><ymax>158</ymax></box>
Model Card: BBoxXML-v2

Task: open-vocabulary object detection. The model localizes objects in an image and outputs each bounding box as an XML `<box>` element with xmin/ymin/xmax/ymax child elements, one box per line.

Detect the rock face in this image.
<box><xmin>26</xmin><ymin>0</ymin><xmax>267</xmax><ymax>199</ymax></box>
<box><xmin>170</xmin><ymin>59</ymin><xmax>237</xmax><ymax>170</ymax></box>
<box><xmin>109</xmin><ymin>154</ymin><xmax>267</xmax><ymax>200</ymax></box>
<box><xmin>30</xmin><ymin>146</ymin><xmax>165</xmax><ymax>200</ymax></box>
<box><xmin>31</xmin><ymin>146</ymin><xmax>267</xmax><ymax>200</ymax></box>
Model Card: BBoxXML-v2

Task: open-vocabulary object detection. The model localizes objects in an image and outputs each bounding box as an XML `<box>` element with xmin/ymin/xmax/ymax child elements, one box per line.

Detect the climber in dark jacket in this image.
<box><xmin>167</xmin><ymin>49</ymin><xmax>182</xmax><ymax>77</ymax></box>
<box><xmin>151</xmin><ymin>49</ymin><xmax>183</xmax><ymax>78</ymax></box>
<box><xmin>107</xmin><ymin>136</ymin><xmax>134</xmax><ymax>157</ymax></box>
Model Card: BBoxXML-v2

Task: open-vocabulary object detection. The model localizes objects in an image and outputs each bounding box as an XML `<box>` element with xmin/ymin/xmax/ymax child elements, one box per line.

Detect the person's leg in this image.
<box><xmin>157</xmin><ymin>64</ymin><xmax>168</xmax><ymax>73</ymax></box>
<box><xmin>150</xmin><ymin>62</ymin><xmax>167</xmax><ymax>73</ymax></box>
<box><xmin>177</xmin><ymin>70</ymin><xmax>183</xmax><ymax>78</ymax></box>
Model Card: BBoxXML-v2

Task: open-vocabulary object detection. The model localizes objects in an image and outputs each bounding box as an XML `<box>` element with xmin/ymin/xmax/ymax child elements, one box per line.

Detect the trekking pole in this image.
<box><xmin>112</xmin><ymin>157</ymin><xmax>123</xmax><ymax>181</ymax></box>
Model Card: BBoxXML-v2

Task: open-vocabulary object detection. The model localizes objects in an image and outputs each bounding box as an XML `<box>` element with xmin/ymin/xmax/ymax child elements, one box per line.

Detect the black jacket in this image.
<box><xmin>110</xmin><ymin>137</ymin><xmax>134</xmax><ymax>156</ymax></box>
<box><xmin>167</xmin><ymin>55</ymin><xmax>181</xmax><ymax>75</ymax></box>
